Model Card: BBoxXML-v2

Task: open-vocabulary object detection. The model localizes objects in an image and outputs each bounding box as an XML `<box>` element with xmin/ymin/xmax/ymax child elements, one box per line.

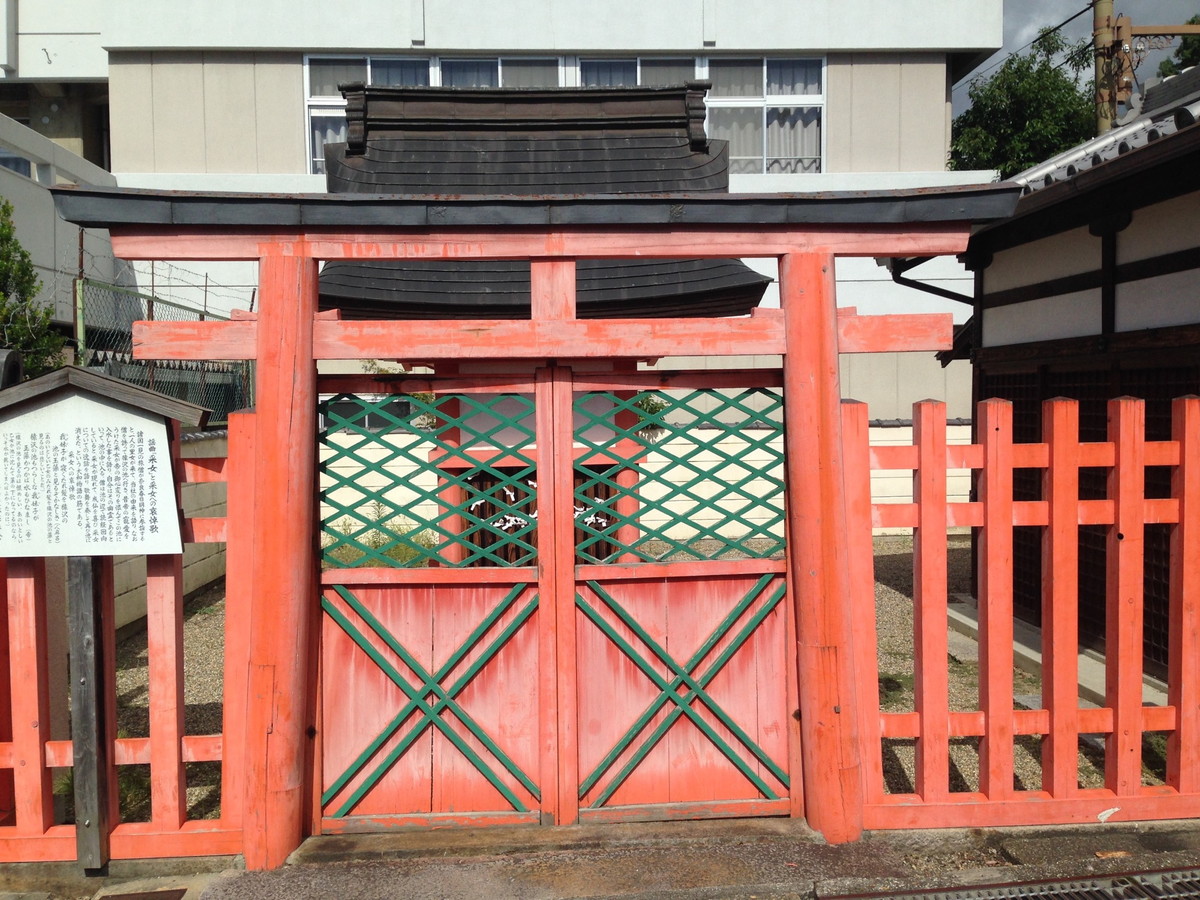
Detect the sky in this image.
<box><xmin>952</xmin><ymin>0</ymin><xmax>1200</xmax><ymax>114</ymax></box>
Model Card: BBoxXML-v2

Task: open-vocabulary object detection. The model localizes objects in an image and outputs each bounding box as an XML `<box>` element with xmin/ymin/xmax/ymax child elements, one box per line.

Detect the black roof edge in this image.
<box><xmin>49</xmin><ymin>183</ymin><xmax>1021</xmax><ymax>231</ymax></box>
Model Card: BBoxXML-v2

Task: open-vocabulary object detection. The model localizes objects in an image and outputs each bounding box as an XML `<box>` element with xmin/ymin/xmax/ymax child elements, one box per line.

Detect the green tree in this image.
<box><xmin>0</xmin><ymin>198</ymin><xmax>63</xmax><ymax>377</ymax></box>
<box><xmin>951</xmin><ymin>29</ymin><xmax>1095</xmax><ymax>180</ymax></box>
<box><xmin>1157</xmin><ymin>15</ymin><xmax>1200</xmax><ymax>79</ymax></box>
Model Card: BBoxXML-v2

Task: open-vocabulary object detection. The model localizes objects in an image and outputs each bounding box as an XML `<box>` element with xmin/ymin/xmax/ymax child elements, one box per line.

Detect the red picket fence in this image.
<box><xmin>0</xmin><ymin>417</ymin><xmax>251</xmax><ymax>862</ymax></box>
<box><xmin>849</xmin><ymin>395</ymin><xmax>1200</xmax><ymax>829</ymax></box>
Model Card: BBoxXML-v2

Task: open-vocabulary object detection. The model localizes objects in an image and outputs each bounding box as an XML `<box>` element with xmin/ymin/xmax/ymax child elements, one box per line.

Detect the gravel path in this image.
<box><xmin>113</xmin><ymin>536</ymin><xmax>1155</xmax><ymax>821</ymax></box>
<box><xmin>114</xmin><ymin>578</ymin><xmax>226</xmax><ymax>821</ymax></box>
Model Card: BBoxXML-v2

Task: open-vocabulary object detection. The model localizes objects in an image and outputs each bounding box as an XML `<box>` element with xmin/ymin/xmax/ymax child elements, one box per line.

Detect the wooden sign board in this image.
<box><xmin>0</xmin><ymin>388</ymin><xmax>182</xmax><ymax>557</ymax></box>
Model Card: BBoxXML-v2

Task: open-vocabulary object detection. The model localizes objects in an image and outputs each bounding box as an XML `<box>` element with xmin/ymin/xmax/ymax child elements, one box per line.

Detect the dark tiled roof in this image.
<box><xmin>319</xmin><ymin>83</ymin><xmax>768</xmax><ymax>320</ymax></box>
<box><xmin>319</xmin><ymin>258</ymin><xmax>770</xmax><ymax>320</ymax></box>
<box><xmin>1011</xmin><ymin>69</ymin><xmax>1200</xmax><ymax>196</ymax></box>
<box><xmin>326</xmin><ymin>135</ymin><xmax>729</xmax><ymax>195</ymax></box>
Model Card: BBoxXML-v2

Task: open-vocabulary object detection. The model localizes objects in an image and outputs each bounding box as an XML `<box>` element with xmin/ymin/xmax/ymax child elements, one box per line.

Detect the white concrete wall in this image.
<box><xmin>1115</xmin><ymin>191</ymin><xmax>1200</xmax><ymax>333</ymax></box>
<box><xmin>980</xmin><ymin>188</ymin><xmax>1200</xmax><ymax>347</ymax></box>
<box><xmin>986</xmin><ymin>226</ymin><xmax>1098</xmax><ymax>294</ymax></box>
<box><xmin>0</xmin><ymin>114</ymin><xmax>119</xmax><ymax>325</ymax></box>
<box><xmin>102</xmin><ymin>1</ymin><xmax>1000</xmax><ymax>55</ymax></box>
<box><xmin>5</xmin><ymin>0</ymin><xmax>106</xmax><ymax>78</ymax></box>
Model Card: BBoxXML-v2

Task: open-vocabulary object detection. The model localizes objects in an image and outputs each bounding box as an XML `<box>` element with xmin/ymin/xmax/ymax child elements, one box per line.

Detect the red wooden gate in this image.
<box><xmin>42</xmin><ymin>182</ymin><xmax>1008</xmax><ymax>866</ymax></box>
<box><xmin>316</xmin><ymin>365</ymin><xmax>796</xmax><ymax>829</ymax></box>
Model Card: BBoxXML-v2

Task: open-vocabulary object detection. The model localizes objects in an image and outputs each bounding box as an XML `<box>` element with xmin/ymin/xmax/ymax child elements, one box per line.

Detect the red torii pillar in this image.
<box><xmin>242</xmin><ymin>245</ymin><xmax>320</xmax><ymax>870</ymax></box>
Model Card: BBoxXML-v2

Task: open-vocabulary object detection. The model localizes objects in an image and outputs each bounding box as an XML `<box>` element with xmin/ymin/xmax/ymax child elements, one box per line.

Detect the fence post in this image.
<box><xmin>1106</xmin><ymin>397</ymin><xmax>1145</xmax><ymax>796</ymax></box>
<box><xmin>842</xmin><ymin>400</ymin><xmax>882</xmax><ymax>806</ymax></box>
<box><xmin>1169</xmin><ymin>396</ymin><xmax>1200</xmax><ymax>792</ymax></box>
<box><xmin>977</xmin><ymin>398</ymin><xmax>1015</xmax><ymax>799</ymax></box>
<box><xmin>73</xmin><ymin>278</ymin><xmax>87</xmax><ymax>364</ymax></box>
<box><xmin>7</xmin><ymin>558</ymin><xmax>53</xmax><ymax>836</ymax></box>
<box><xmin>780</xmin><ymin>252</ymin><xmax>863</xmax><ymax>843</ymax></box>
<box><xmin>242</xmin><ymin>246</ymin><xmax>319</xmax><ymax>870</ymax></box>
<box><xmin>1041</xmin><ymin>398</ymin><xmax>1080</xmax><ymax>796</ymax></box>
<box><xmin>913</xmin><ymin>399</ymin><xmax>949</xmax><ymax>801</ymax></box>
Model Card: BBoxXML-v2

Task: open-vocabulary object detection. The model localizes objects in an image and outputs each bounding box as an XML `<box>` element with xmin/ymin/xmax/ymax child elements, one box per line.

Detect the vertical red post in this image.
<box><xmin>1106</xmin><ymin>397</ymin><xmax>1145</xmax><ymax>796</ymax></box>
<box><xmin>977</xmin><ymin>399</ymin><xmax>1015</xmax><ymax>799</ymax></box>
<box><xmin>7</xmin><ymin>557</ymin><xmax>52</xmax><ymax>835</ymax></box>
<box><xmin>1168</xmin><ymin>396</ymin><xmax>1200</xmax><ymax>792</ymax></box>
<box><xmin>841</xmin><ymin>400</ymin><xmax>883</xmax><ymax>806</ymax></box>
<box><xmin>222</xmin><ymin>412</ymin><xmax>256</xmax><ymax>830</ymax></box>
<box><xmin>0</xmin><ymin>559</ymin><xmax>12</xmax><ymax>825</ymax></box>
<box><xmin>913</xmin><ymin>400</ymin><xmax>950</xmax><ymax>801</ymax></box>
<box><xmin>1041</xmin><ymin>398</ymin><xmax>1080</xmax><ymax>796</ymax></box>
<box><xmin>243</xmin><ymin>246</ymin><xmax>320</xmax><ymax>870</ymax></box>
<box><xmin>544</xmin><ymin>364</ymin><xmax>580</xmax><ymax>825</ymax></box>
<box><xmin>780</xmin><ymin>252</ymin><xmax>863</xmax><ymax>843</ymax></box>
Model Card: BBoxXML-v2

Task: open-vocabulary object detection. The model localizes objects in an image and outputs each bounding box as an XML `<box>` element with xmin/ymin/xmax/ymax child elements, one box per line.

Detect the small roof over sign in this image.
<box><xmin>0</xmin><ymin>366</ymin><xmax>210</xmax><ymax>428</ymax></box>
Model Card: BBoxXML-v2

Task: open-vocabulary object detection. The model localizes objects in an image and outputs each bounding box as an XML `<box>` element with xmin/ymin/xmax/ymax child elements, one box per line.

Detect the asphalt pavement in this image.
<box><xmin>8</xmin><ymin>818</ymin><xmax>1200</xmax><ymax>900</ymax></box>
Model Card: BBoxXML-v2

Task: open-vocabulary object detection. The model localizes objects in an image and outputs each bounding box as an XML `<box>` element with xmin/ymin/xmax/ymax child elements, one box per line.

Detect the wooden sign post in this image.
<box><xmin>0</xmin><ymin>367</ymin><xmax>207</xmax><ymax>871</ymax></box>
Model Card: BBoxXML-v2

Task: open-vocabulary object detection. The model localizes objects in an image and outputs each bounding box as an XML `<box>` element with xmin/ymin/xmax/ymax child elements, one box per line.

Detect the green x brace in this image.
<box><xmin>577</xmin><ymin>574</ymin><xmax>789</xmax><ymax>807</ymax></box>
<box><xmin>321</xmin><ymin>583</ymin><xmax>541</xmax><ymax>817</ymax></box>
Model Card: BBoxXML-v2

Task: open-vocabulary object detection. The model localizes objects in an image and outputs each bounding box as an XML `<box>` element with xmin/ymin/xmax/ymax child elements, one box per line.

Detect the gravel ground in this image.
<box><xmin>112</xmin><ymin>535</ymin><xmax>1157</xmax><ymax>822</ymax></box>
<box><xmin>114</xmin><ymin>578</ymin><xmax>226</xmax><ymax>821</ymax></box>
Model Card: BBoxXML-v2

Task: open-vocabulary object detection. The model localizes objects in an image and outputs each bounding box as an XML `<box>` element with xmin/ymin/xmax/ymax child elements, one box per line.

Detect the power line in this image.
<box><xmin>952</xmin><ymin>1</ymin><xmax>1095</xmax><ymax>94</ymax></box>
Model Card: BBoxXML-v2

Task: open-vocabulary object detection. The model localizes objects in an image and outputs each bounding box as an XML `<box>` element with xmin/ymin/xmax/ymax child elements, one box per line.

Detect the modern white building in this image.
<box><xmin>0</xmin><ymin>0</ymin><xmax>1004</xmax><ymax>417</ymax></box>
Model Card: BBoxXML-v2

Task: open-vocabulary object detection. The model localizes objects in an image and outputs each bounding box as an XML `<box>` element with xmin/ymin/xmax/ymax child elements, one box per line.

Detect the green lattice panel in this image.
<box><xmin>572</xmin><ymin>388</ymin><xmax>785</xmax><ymax>563</ymax></box>
<box><xmin>319</xmin><ymin>392</ymin><xmax>539</xmax><ymax>568</ymax></box>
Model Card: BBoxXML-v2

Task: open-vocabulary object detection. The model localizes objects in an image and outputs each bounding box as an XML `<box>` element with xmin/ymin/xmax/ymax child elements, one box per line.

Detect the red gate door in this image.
<box><xmin>559</xmin><ymin>369</ymin><xmax>797</xmax><ymax>823</ymax></box>
<box><xmin>314</xmin><ymin>365</ymin><xmax>797</xmax><ymax>831</ymax></box>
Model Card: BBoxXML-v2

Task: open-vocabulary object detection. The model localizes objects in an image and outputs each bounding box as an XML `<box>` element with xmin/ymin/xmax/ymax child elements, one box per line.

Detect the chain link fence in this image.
<box><xmin>74</xmin><ymin>278</ymin><xmax>253</xmax><ymax>426</ymax></box>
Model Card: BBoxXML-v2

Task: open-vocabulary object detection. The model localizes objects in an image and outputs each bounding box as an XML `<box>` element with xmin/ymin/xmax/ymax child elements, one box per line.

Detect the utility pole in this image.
<box><xmin>1096</xmin><ymin>10</ymin><xmax>1200</xmax><ymax>134</ymax></box>
<box><xmin>1094</xmin><ymin>0</ymin><xmax>1117</xmax><ymax>134</ymax></box>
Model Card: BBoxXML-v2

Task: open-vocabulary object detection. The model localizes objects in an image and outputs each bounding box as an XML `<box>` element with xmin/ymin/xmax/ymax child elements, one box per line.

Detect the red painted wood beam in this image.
<box><xmin>108</xmin><ymin>224</ymin><xmax>972</xmax><ymax>262</ymax></box>
<box><xmin>133</xmin><ymin>311</ymin><xmax>948</xmax><ymax>362</ymax></box>
<box><xmin>781</xmin><ymin>252</ymin><xmax>864</xmax><ymax>843</ymax></box>
<box><xmin>241</xmin><ymin>250</ymin><xmax>320</xmax><ymax>870</ymax></box>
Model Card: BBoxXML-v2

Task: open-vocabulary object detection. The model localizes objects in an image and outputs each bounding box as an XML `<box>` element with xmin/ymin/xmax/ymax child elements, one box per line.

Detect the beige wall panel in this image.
<box><xmin>828</xmin><ymin>54</ymin><xmax>946</xmax><ymax>173</ymax></box>
<box><xmin>824</xmin><ymin>56</ymin><xmax>853</xmax><ymax>173</ymax></box>
<box><xmin>150</xmin><ymin>52</ymin><xmax>207</xmax><ymax>172</ymax></box>
<box><xmin>253</xmin><ymin>52</ymin><xmax>306</xmax><ymax>174</ymax></box>
<box><xmin>899</xmin><ymin>55</ymin><xmax>948</xmax><ymax>170</ymax></box>
<box><xmin>850</xmin><ymin>54</ymin><xmax>901</xmax><ymax>171</ymax></box>
<box><xmin>1119</xmin><ymin>191</ymin><xmax>1200</xmax><ymax>264</ymax></box>
<box><xmin>202</xmin><ymin>52</ymin><xmax>260</xmax><ymax>174</ymax></box>
<box><xmin>109</xmin><ymin>52</ymin><xmax>156</xmax><ymax>173</ymax></box>
<box><xmin>986</xmin><ymin>226</ymin><xmax>1098</xmax><ymax>293</ymax></box>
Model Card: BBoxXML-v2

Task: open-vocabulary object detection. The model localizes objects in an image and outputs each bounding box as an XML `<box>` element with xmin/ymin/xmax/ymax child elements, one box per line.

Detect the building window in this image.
<box><xmin>501</xmin><ymin>58</ymin><xmax>560</xmax><ymax>88</ymax></box>
<box><xmin>306</xmin><ymin>55</ymin><xmax>823</xmax><ymax>176</ymax></box>
<box><xmin>704</xmin><ymin>58</ymin><xmax>823</xmax><ymax>174</ymax></box>
<box><xmin>441</xmin><ymin>58</ymin><xmax>500</xmax><ymax>88</ymax></box>
<box><xmin>580</xmin><ymin>57</ymin><xmax>697</xmax><ymax>88</ymax></box>
<box><xmin>307</xmin><ymin>56</ymin><xmax>430</xmax><ymax>174</ymax></box>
